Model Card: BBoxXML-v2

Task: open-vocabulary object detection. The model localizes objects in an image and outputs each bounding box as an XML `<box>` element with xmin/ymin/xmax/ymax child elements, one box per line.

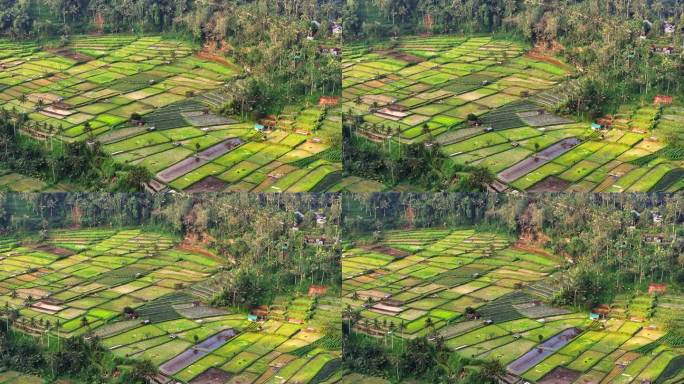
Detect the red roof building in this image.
<box><xmin>308</xmin><ymin>285</ymin><xmax>328</xmax><ymax>296</ymax></box>
<box><xmin>654</xmin><ymin>95</ymin><xmax>673</xmax><ymax>105</ymax></box>
<box><xmin>319</xmin><ymin>96</ymin><xmax>339</xmax><ymax>106</ymax></box>
<box><xmin>648</xmin><ymin>283</ymin><xmax>667</xmax><ymax>294</ymax></box>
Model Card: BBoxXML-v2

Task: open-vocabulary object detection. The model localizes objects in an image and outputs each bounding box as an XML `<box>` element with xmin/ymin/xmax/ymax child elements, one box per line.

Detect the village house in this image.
<box><xmin>317</xmin><ymin>46</ymin><xmax>341</xmax><ymax>56</ymax></box>
<box><xmin>654</xmin><ymin>95</ymin><xmax>674</xmax><ymax>105</ymax></box>
<box><xmin>315</xmin><ymin>212</ymin><xmax>327</xmax><ymax>226</ymax></box>
<box><xmin>651</xmin><ymin>44</ymin><xmax>675</xmax><ymax>55</ymax></box>
<box><xmin>648</xmin><ymin>283</ymin><xmax>667</xmax><ymax>295</ymax></box>
<box><xmin>652</xmin><ymin>212</ymin><xmax>663</xmax><ymax>225</ymax></box>
<box><xmin>259</xmin><ymin>115</ymin><xmax>278</xmax><ymax>129</ymax></box>
<box><xmin>307</xmin><ymin>285</ymin><xmax>327</xmax><ymax>296</ymax></box>
<box><xmin>643</xmin><ymin>233</ymin><xmax>665</xmax><ymax>243</ymax></box>
<box><xmin>319</xmin><ymin>96</ymin><xmax>339</xmax><ymax>106</ymax></box>
<box><xmin>249</xmin><ymin>305</ymin><xmax>269</xmax><ymax>321</ymax></box>
<box><xmin>665</xmin><ymin>23</ymin><xmax>676</xmax><ymax>35</ymax></box>
<box><xmin>591</xmin><ymin>304</ymin><xmax>610</xmax><ymax>320</ymax></box>
<box><xmin>304</xmin><ymin>235</ymin><xmax>330</xmax><ymax>246</ymax></box>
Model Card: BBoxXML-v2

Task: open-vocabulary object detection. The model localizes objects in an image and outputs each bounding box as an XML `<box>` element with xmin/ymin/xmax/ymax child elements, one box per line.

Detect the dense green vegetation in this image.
<box><xmin>0</xmin><ymin>119</ymin><xmax>151</xmax><ymax>192</ymax></box>
<box><xmin>343</xmin><ymin>332</ymin><xmax>504</xmax><ymax>383</ymax></box>
<box><xmin>342</xmin><ymin>130</ymin><xmax>493</xmax><ymax>191</ymax></box>
<box><xmin>0</xmin><ymin>327</ymin><xmax>154</xmax><ymax>383</ymax></box>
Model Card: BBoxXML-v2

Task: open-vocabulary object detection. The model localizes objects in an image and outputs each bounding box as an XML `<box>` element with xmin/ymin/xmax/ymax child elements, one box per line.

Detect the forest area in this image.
<box><xmin>0</xmin><ymin>118</ymin><xmax>152</xmax><ymax>192</ymax></box>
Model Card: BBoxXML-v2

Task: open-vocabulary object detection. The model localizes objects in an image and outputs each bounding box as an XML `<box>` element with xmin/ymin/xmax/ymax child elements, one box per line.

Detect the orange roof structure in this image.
<box><xmin>308</xmin><ymin>285</ymin><xmax>328</xmax><ymax>296</ymax></box>
<box><xmin>319</xmin><ymin>96</ymin><xmax>339</xmax><ymax>106</ymax></box>
<box><xmin>654</xmin><ymin>95</ymin><xmax>673</xmax><ymax>105</ymax></box>
<box><xmin>648</xmin><ymin>283</ymin><xmax>667</xmax><ymax>294</ymax></box>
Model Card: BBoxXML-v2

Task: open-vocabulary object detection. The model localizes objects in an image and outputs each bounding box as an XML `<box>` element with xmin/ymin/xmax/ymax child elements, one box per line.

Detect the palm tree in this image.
<box><xmin>83</xmin><ymin>122</ymin><xmax>93</xmax><ymax>141</ymax></box>
<box><xmin>425</xmin><ymin>317</ymin><xmax>434</xmax><ymax>331</ymax></box>
<box><xmin>388</xmin><ymin>321</ymin><xmax>396</xmax><ymax>350</ymax></box>
<box><xmin>481</xmin><ymin>359</ymin><xmax>505</xmax><ymax>381</ymax></box>
<box><xmin>55</xmin><ymin>319</ymin><xmax>61</xmax><ymax>351</ymax></box>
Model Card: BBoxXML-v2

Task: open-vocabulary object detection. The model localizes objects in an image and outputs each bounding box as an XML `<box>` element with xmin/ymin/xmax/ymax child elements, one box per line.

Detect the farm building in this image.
<box><xmin>665</xmin><ymin>23</ymin><xmax>676</xmax><ymax>34</ymax></box>
<box><xmin>304</xmin><ymin>235</ymin><xmax>329</xmax><ymax>246</ymax></box>
<box><xmin>651</xmin><ymin>44</ymin><xmax>675</xmax><ymax>55</ymax></box>
<box><xmin>592</xmin><ymin>304</ymin><xmax>610</xmax><ymax>319</ymax></box>
<box><xmin>258</xmin><ymin>115</ymin><xmax>278</xmax><ymax>128</ymax></box>
<box><xmin>31</xmin><ymin>301</ymin><xmax>63</xmax><ymax>314</ymax></box>
<box><xmin>652</xmin><ymin>212</ymin><xmax>663</xmax><ymax>224</ymax></box>
<box><xmin>319</xmin><ymin>96</ymin><xmax>339</xmax><ymax>106</ymax></box>
<box><xmin>648</xmin><ymin>283</ymin><xmax>667</xmax><ymax>294</ymax></box>
<box><xmin>249</xmin><ymin>306</ymin><xmax>268</xmax><ymax>321</ymax></box>
<box><xmin>375</xmin><ymin>108</ymin><xmax>409</xmax><ymax>120</ymax></box>
<box><xmin>308</xmin><ymin>285</ymin><xmax>328</xmax><ymax>296</ymax></box>
<box><xmin>643</xmin><ymin>233</ymin><xmax>665</xmax><ymax>243</ymax></box>
<box><xmin>654</xmin><ymin>95</ymin><xmax>674</xmax><ymax>105</ymax></box>
<box><xmin>318</xmin><ymin>45</ymin><xmax>341</xmax><ymax>56</ymax></box>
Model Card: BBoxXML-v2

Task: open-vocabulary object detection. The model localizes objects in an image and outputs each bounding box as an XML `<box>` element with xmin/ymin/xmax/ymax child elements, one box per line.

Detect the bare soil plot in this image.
<box><xmin>188</xmin><ymin>368</ymin><xmax>233</xmax><ymax>384</ymax></box>
<box><xmin>507</xmin><ymin>327</ymin><xmax>582</xmax><ymax>375</ymax></box>
<box><xmin>538</xmin><ymin>366</ymin><xmax>582</xmax><ymax>384</ymax></box>
<box><xmin>526</xmin><ymin>176</ymin><xmax>571</xmax><ymax>192</ymax></box>
<box><xmin>498</xmin><ymin>138</ymin><xmax>580</xmax><ymax>183</ymax></box>
<box><xmin>159</xmin><ymin>329</ymin><xmax>237</xmax><ymax>375</ymax></box>
<box><xmin>184</xmin><ymin>177</ymin><xmax>228</xmax><ymax>192</ymax></box>
<box><xmin>156</xmin><ymin>138</ymin><xmax>243</xmax><ymax>183</ymax></box>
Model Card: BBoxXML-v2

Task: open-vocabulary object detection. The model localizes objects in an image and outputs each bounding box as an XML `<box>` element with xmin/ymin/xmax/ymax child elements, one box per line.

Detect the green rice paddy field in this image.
<box><xmin>0</xmin><ymin>35</ymin><xmax>359</xmax><ymax>192</ymax></box>
<box><xmin>0</xmin><ymin>229</ymin><xmax>341</xmax><ymax>384</ymax></box>
<box><xmin>343</xmin><ymin>35</ymin><xmax>684</xmax><ymax>192</ymax></box>
<box><xmin>342</xmin><ymin>229</ymin><xmax>684</xmax><ymax>383</ymax></box>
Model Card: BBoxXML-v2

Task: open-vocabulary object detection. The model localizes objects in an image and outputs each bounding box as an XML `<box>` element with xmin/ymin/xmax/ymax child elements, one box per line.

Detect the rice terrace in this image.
<box><xmin>342</xmin><ymin>228</ymin><xmax>684</xmax><ymax>383</ymax></box>
<box><xmin>0</xmin><ymin>227</ymin><xmax>341</xmax><ymax>383</ymax></box>
<box><xmin>343</xmin><ymin>35</ymin><xmax>684</xmax><ymax>192</ymax></box>
<box><xmin>0</xmin><ymin>35</ymin><xmax>347</xmax><ymax>192</ymax></box>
